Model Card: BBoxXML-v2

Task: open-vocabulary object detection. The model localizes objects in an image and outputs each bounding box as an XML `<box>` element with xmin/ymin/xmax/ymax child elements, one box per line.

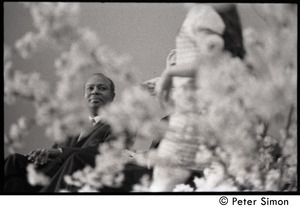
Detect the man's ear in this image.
<box><xmin>111</xmin><ymin>93</ymin><xmax>115</xmax><ymax>101</ymax></box>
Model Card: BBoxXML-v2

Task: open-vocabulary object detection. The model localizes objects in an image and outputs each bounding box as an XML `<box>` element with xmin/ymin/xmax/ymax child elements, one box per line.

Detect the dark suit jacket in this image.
<box><xmin>39</xmin><ymin>121</ymin><xmax>114</xmax><ymax>177</ymax></box>
<box><xmin>39</xmin><ymin>121</ymin><xmax>155</xmax><ymax>192</ymax></box>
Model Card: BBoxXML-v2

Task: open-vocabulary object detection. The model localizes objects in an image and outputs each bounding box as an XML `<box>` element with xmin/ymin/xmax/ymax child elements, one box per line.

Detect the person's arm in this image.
<box><xmin>164</xmin><ymin>61</ymin><xmax>198</xmax><ymax>78</ymax></box>
<box><xmin>156</xmin><ymin>60</ymin><xmax>199</xmax><ymax>103</ymax></box>
<box><xmin>59</xmin><ymin>128</ymin><xmax>116</xmax><ymax>160</ymax></box>
<box><xmin>59</xmin><ymin>146</ymin><xmax>98</xmax><ymax>156</ymax></box>
<box><xmin>27</xmin><ymin>148</ymin><xmax>62</xmax><ymax>165</ymax></box>
<box><xmin>38</xmin><ymin>132</ymin><xmax>116</xmax><ymax>177</ymax></box>
<box><xmin>27</xmin><ymin>136</ymin><xmax>75</xmax><ymax>165</ymax></box>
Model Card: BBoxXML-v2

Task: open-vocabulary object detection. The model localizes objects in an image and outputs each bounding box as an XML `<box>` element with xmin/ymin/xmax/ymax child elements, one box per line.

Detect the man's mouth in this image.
<box><xmin>89</xmin><ymin>97</ymin><xmax>103</xmax><ymax>103</ymax></box>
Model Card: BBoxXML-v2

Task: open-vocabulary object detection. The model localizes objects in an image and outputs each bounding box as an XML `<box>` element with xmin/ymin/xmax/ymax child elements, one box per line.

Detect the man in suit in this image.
<box><xmin>4</xmin><ymin>73</ymin><xmax>116</xmax><ymax>192</ymax></box>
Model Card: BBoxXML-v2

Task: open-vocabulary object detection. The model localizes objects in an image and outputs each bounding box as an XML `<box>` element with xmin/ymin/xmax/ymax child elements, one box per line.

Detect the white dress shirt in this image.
<box><xmin>89</xmin><ymin>115</ymin><xmax>102</xmax><ymax>125</ymax></box>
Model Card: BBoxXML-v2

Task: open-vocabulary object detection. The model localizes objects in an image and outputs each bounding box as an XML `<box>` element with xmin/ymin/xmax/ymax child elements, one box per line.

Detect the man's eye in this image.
<box><xmin>99</xmin><ymin>87</ymin><xmax>107</xmax><ymax>91</ymax></box>
<box><xmin>87</xmin><ymin>87</ymin><xmax>93</xmax><ymax>91</ymax></box>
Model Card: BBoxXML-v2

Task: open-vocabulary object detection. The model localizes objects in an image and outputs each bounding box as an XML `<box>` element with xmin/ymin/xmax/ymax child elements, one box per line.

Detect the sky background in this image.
<box><xmin>4</xmin><ymin>3</ymin><xmax>267</xmax><ymax>156</ymax></box>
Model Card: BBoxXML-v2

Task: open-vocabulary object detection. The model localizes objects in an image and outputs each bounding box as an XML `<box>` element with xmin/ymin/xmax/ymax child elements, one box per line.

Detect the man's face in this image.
<box><xmin>84</xmin><ymin>75</ymin><xmax>114</xmax><ymax>112</ymax></box>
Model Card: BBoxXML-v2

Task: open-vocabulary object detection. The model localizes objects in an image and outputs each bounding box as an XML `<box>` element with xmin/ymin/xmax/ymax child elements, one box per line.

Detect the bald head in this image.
<box><xmin>84</xmin><ymin>73</ymin><xmax>115</xmax><ymax>95</ymax></box>
<box><xmin>84</xmin><ymin>73</ymin><xmax>115</xmax><ymax>117</ymax></box>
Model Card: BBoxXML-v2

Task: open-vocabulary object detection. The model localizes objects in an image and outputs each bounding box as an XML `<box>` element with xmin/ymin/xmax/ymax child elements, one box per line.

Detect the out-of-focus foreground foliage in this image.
<box><xmin>4</xmin><ymin>3</ymin><xmax>297</xmax><ymax>191</ymax></box>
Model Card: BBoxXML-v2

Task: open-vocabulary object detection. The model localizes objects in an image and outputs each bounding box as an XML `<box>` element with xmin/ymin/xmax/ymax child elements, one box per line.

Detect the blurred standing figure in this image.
<box><xmin>4</xmin><ymin>73</ymin><xmax>116</xmax><ymax>192</ymax></box>
<box><xmin>150</xmin><ymin>4</ymin><xmax>245</xmax><ymax>191</ymax></box>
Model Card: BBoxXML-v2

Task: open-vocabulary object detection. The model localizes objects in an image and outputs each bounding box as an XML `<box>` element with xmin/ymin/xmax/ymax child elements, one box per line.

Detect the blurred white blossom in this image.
<box><xmin>100</xmin><ymin>86</ymin><xmax>167</xmax><ymax>144</ymax></box>
<box><xmin>64</xmin><ymin>139</ymin><xmax>127</xmax><ymax>190</ymax></box>
<box><xmin>27</xmin><ymin>164</ymin><xmax>50</xmax><ymax>186</ymax></box>
<box><xmin>15</xmin><ymin>32</ymin><xmax>43</xmax><ymax>59</ymax></box>
<box><xmin>173</xmin><ymin>184</ymin><xmax>194</xmax><ymax>192</ymax></box>
<box><xmin>58</xmin><ymin>189</ymin><xmax>70</xmax><ymax>193</ymax></box>
<box><xmin>194</xmin><ymin>162</ymin><xmax>238</xmax><ymax>191</ymax></box>
<box><xmin>265</xmin><ymin>169</ymin><xmax>280</xmax><ymax>191</ymax></box>
<box><xmin>132</xmin><ymin>174</ymin><xmax>152</xmax><ymax>192</ymax></box>
<box><xmin>24</xmin><ymin>2</ymin><xmax>81</xmax><ymax>48</ymax></box>
<box><xmin>78</xmin><ymin>185</ymin><xmax>99</xmax><ymax>193</ymax></box>
<box><xmin>6</xmin><ymin>117</ymin><xmax>33</xmax><ymax>154</ymax></box>
<box><xmin>5</xmin><ymin>70</ymin><xmax>50</xmax><ymax>105</ymax></box>
<box><xmin>4</xmin><ymin>45</ymin><xmax>13</xmax><ymax>76</ymax></box>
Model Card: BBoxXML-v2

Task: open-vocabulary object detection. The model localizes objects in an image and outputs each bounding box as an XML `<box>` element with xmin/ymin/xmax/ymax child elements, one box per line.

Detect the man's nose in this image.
<box><xmin>91</xmin><ymin>88</ymin><xmax>100</xmax><ymax>95</ymax></box>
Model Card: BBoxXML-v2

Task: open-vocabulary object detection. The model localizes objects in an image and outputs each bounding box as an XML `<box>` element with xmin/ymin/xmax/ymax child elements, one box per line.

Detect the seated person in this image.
<box><xmin>4</xmin><ymin>73</ymin><xmax>116</xmax><ymax>192</ymax></box>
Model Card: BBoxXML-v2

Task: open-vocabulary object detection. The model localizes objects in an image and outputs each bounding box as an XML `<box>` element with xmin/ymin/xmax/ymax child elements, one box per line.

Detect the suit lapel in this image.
<box><xmin>53</xmin><ymin>135</ymin><xmax>79</xmax><ymax>148</ymax></box>
<box><xmin>74</xmin><ymin>122</ymin><xmax>107</xmax><ymax>147</ymax></box>
<box><xmin>79</xmin><ymin>122</ymin><xmax>101</xmax><ymax>139</ymax></box>
<box><xmin>70</xmin><ymin>135</ymin><xmax>80</xmax><ymax>146</ymax></box>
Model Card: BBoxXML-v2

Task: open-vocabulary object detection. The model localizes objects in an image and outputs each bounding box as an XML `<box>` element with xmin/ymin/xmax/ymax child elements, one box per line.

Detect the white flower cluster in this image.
<box><xmin>59</xmin><ymin>185</ymin><xmax>99</xmax><ymax>193</ymax></box>
<box><xmin>24</xmin><ymin>2</ymin><xmax>80</xmax><ymax>48</ymax></box>
<box><xmin>14</xmin><ymin>3</ymin><xmax>80</xmax><ymax>59</ymax></box>
<box><xmin>37</xmin><ymin>101</ymin><xmax>89</xmax><ymax>143</ymax></box>
<box><xmin>54</xmin><ymin>29</ymin><xmax>100</xmax><ymax>76</ymax></box>
<box><xmin>132</xmin><ymin>174</ymin><xmax>152</xmax><ymax>192</ymax></box>
<box><xmin>15</xmin><ymin>32</ymin><xmax>43</xmax><ymax>59</ymax></box>
<box><xmin>5</xmin><ymin>117</ymin><xmax>33</xmax><ymax>154</ymax></box>
<box><xmin>26</xmin><ymin>163</ymin><xmax>50</xmax><ymax>186</ymax></box>
<box><xmin>100</xmin><ymin>86</ymin><xmax>167</xmax><ymax>144</ymax></box>
<box><xmin>172</xmin><ymin>162</ymin><xmax>238</xmax><ymax>192</ymax></box>
<box><xmin>195</xmin><ymin>162</ymin><xmax>238</xmax><ymax>191</ymax></box>
<box><xmin>4</xmin><ymin>70</ymin><xmax>50</xmax><ymax>105</ymax></box>
<box><xmin>173</xmin><ymin>184</ymin><xmax>194</xmax><ymax>192</ymax></box>
<box><xmin>4</xmin><ymin>45</ymin><xmax>15</xmax><ymax>104</ymax></box>
<box><xmin>64</xmin><ymin>139</ymin><xmax>126</xmax><ymax>191</ymax></box>
<box><xmin>4</xmin><ymin>45</ymin><xmax>13</xmax><ymax>75</ymax></box>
